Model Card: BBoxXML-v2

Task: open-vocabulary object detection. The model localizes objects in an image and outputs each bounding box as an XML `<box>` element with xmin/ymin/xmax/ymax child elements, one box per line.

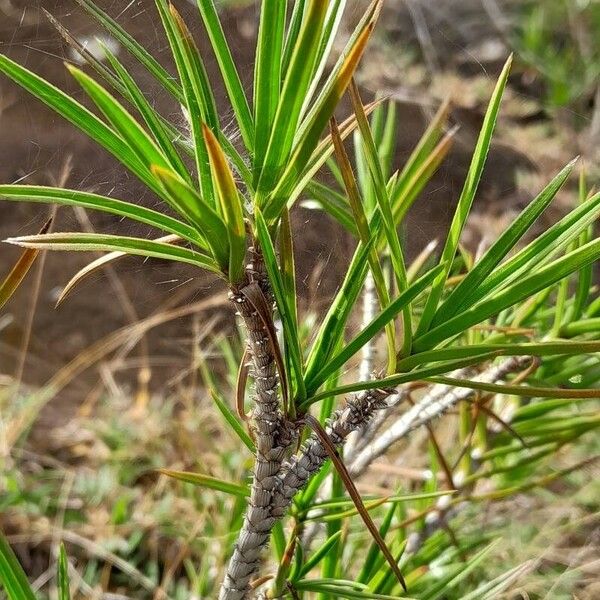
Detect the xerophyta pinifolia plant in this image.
<box><xmin>0</xmin><ymin>0</ymin><xmax>599</xmax><ymax>598</ymax></box>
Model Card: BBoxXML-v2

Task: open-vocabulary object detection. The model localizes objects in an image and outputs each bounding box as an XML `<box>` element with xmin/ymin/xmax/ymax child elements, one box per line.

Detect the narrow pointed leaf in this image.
<box><xmin>99</xmin><ymin>41</ymin><xmax>191</xmax><ymax>185</ymax></box>
<box><xmin>6</xmin><ymin>233</ymin><xmax>221</xmax><ymax>273</ymax></box>
<box><xmin>0</xmin><ymin>55</ymin><xmax>160</xmax><ymax>195</ymax></box>
<box><xmin>0</xmin><ymin>185</ymin><xmax>201</xmax><ymax>246</ymax></box>
<box><xmin>298</xmin><ymin>531</ymin><xmax>343</xmax><ymax>578</ymax></box>
<box><xmin>73</xmin><ymin>0</ymin><xmax>184</xmax><ymax>102</ymax></box>
<box><xmin>257</xmin><ymin>0</ymin><xmax>329</xmax><ymax>196</ymax></box>
<box><xmin>67</xmin><ymin>64</ymin><xmax>171</xmax><ymax>173</ymax></box>
<box><xmin>57</xmin><ymin>235</ymin><xmax>180</xmax><ymax>305</ymax></box>
<box><xmin>350</xmin><ymin>80</ymin><xmax>411</xmax><ymax>355</ymax></box>
<box><xmin>203</xmin><ymin>124</ymin><xmax>246</xmax><ymax>283</ymax></box>
<box><xmin>254</xmin><ymin>210</ymin><xmax>305</xmax><ymax>402</ymax></box>
<box><xmin>154</xmin><ymin>0</ymin><xmax>214</xmax><ymax>201</ymax></box>
<box><xmin>459</xmin><ymin>191</ymin><xmax>600</xmax><ymax>308</ymax></box>
<box><xmin>330</xmin><ymin>115</ymin><xmax>396</xmax><ymax>373</ymax></box>
<box><xmin>211</xmin><ymin>389</ymin><xmax>256</xmax><ymax>453</ymax></box>
<box><xmin>415</xmin><ymin>237</ymin><xmax>600</xmax><ymax>350</ymax></box>
<box><xmin>432</xmin><ymin>158</ymin><xmax>578</xmax><ymax>325</ymax></box>
<box><xmin>157</xmin><ymin>469</ymin><xmax>249</xmax><ymax>497</ymax></box>
<box><xmin>253</xmin><ymin>0</ymin><xmax>286</xmax><ymax>176</ymax></box>
<box><xmin>417</xmin><ymin>55</ymin><xmax>513</xmax><ymax>335</ymax></box>
<box><xmin>57</xmin><ymin>544</ymin><xmax>70</xmax><ymax>600</ymax></box>
<box><xmin>151</xmin><ymin>165</ymin><xmax>229</xmax><ymax>270</ymax></box>
<box><xmin>195</xmin><ymin>0</ymin><xmax>254</xmax><ymax>149</ymax></box>
<box><xmin>311</xmin><ymin>263</ymin><xmax>445</xmax><ymax>388</ymax></box>
<box><xmin>286</xmin><ymin>1</ymin><xmax>381</xmax><ymax>187</ymax></box>
<box><xmin>0</xmin><ymin>531</ymin><xmax>37</xmax><ymax>600</ymax></box>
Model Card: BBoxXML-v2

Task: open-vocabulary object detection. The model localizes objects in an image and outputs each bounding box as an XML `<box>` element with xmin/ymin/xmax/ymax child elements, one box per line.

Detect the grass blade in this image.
<box><xmin>0</xmin><ymin>530</ymin><xmax>37</xmax><ymax>600</ymax></box>
<box><xmin>297</xmin><ymin>531</ymin><xmax>343</xmax><ymax>578</ymax></box>
<box><xmin>57</xmin><ymin>544</ymin><xmax>70</xmax><ymax>600</ymax></box>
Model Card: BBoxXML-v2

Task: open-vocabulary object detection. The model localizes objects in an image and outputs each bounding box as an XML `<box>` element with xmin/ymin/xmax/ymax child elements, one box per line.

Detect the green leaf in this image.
<box><xmin>459</xmin><ymin>191</ymin><xmax>600</xmax><ymax>309</ymax></box>
<box><xmin>203</xmin><ymin>125</ymin><xmax>247</xmax><ymax>283</ymax></box>
<box><xmin>151</xmin><ymin>165</ymin><xmax>229</xmax><ymax>269</ymax></box>
<box><xmin>310</xmin><ymin>263</ymin><xmax>445</xmax><ymax>389</ymax></box>
<box><xmin>195</xmin><ymin>0</ymin><xmax>254</xmax><ymax>150</ymax></box>
<box><xmin>99</xmin><ymin>41</ymin><xmax>192</xmax><ymax>185</ymax></box>
<box><xmin>253</xmin><ymin>0</ymin><xmax>286</xmax><ymax>178</ymax></box>
<box><xmin>297</xmin><ymin>531</ymin><xmax>343</xmax><ymax>578</ymax></box>
<box><xmin>304</xmin><ymin>240</ymin><xmax>373</xmax><ymax>391</ymax></box>
<box><xmin>5</xmin><ymin>233</ymin><xmax>221</xmax><ymax>274</ymax></box>
<box><xmin>416</xmin><ymin>55</ymin><xmax>513</xmax><ymax>335</ymax></box>
<box><xmin>0</xmin><ymin>185</ymin><xmax>201</xmax><ymax>246</ymax></box>
<box><xmin>55</xmin><ymin>234</ymin><xmax>180</xmax><ymax>305</ymax></box>
<box><xmin>257</xmin><ymin>0</ymin><xmax>329</xmax><ymax>196</ymax></box>
<box><xmin>274</xmin><ymin>0</ymin><xmax>381</xmax><ymax>206</ymax></box>
<box><xmin>73</xmin><ymin>0</ymin><xmax>184</xmax><ymax>102</ymax></box>
<box><xmin>210</xmin><ymin>389</ymin><xmax>256</xmax><ymax>454</ymax></box>
<box><xmin>272</xmin><ymin>99</ymin><xmax>384</xmax><ymax>215</ymax></box>
<box><xmin>293</xmin><ymin>579</ymin><xmax>415</xmax><ymax>600</ymax></box>
<box><xmin>304</xmin><ymin>181</ymin><xmax>357</xmax><ymax>234</ymax></box>
<box><xmin>329</xmin><ymin>115</ymin><xmax>396</xmax><ymax>373</ymax></box>
<box><xmin>432</xmin><ymin>158</ymin><xmax>577</xmax><ymax>325</ymax></box>
<box><xmin>414</xmin><ymin>237</ymin><xmax>600</xmax><ymax>350</ymax></box>
<box><xmin>0</xmin><ymin>530</ymin><xmax>37</xmax><ymax>600</ymax></box>
<box><xmin>57</xmin><ymin>544</ymin><xmax>70</xmax><ymax>600</ymax></box>
<box><xmin>66</xmin><ymin>64</ymin><xmax>171</xmax><ymax>176</ymax></box>
<box><xmin>423</xmin><ymin>541</ymin><xmax>499</xmax><ymax>600</ymax></box>
<box><xmin>154</xmin><ymin>0</ymin><xmax>214</xmax><ymax>202</ymax></box>
<box><xmin>390</xmin><ymin>126</ymin><xmax>457</xmax><ymax>226</ymax></box>
<box><xmin>397</xmin><ymin>340</ymin><xmax>600</xmax><ymax>371</ymax></box>
<box><xmin>427</xmin><ymin>376</ymin><xmax>599</xmax><ymax>399</ymax></box>
<box><xmin>304</xmin><ymin>354</ymin><xmax>499</xmax><ymax>408</ymax></box>
<box><xmin>0</xmin><ymin>54</ymin><xmax>159</xmax><ymax>195</ymax></box>
<box><xmin>282</xmin><ymin>0</ymin><xmax>307</xmax><ymax>72</ymax></box>
<box><xmin>390</xmin><ymin>99</ymin><xmax>450</xmax><ymax>210</ymax></box>
<box><xmin>157</xmin><ymin>469</ymin><xmax>249</xmax><ymax>497</ymax></box>
<box><xmin>350</xmin><ymin>80</ymin><xmax>411</xmax><ymax>355</ymax></box>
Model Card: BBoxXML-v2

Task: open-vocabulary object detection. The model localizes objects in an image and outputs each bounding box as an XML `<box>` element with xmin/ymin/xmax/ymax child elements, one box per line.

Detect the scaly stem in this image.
<box><xmin>220</xmin><ymin>247</ymin><xmax>295</xmax><ymax>600</ymax></box>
